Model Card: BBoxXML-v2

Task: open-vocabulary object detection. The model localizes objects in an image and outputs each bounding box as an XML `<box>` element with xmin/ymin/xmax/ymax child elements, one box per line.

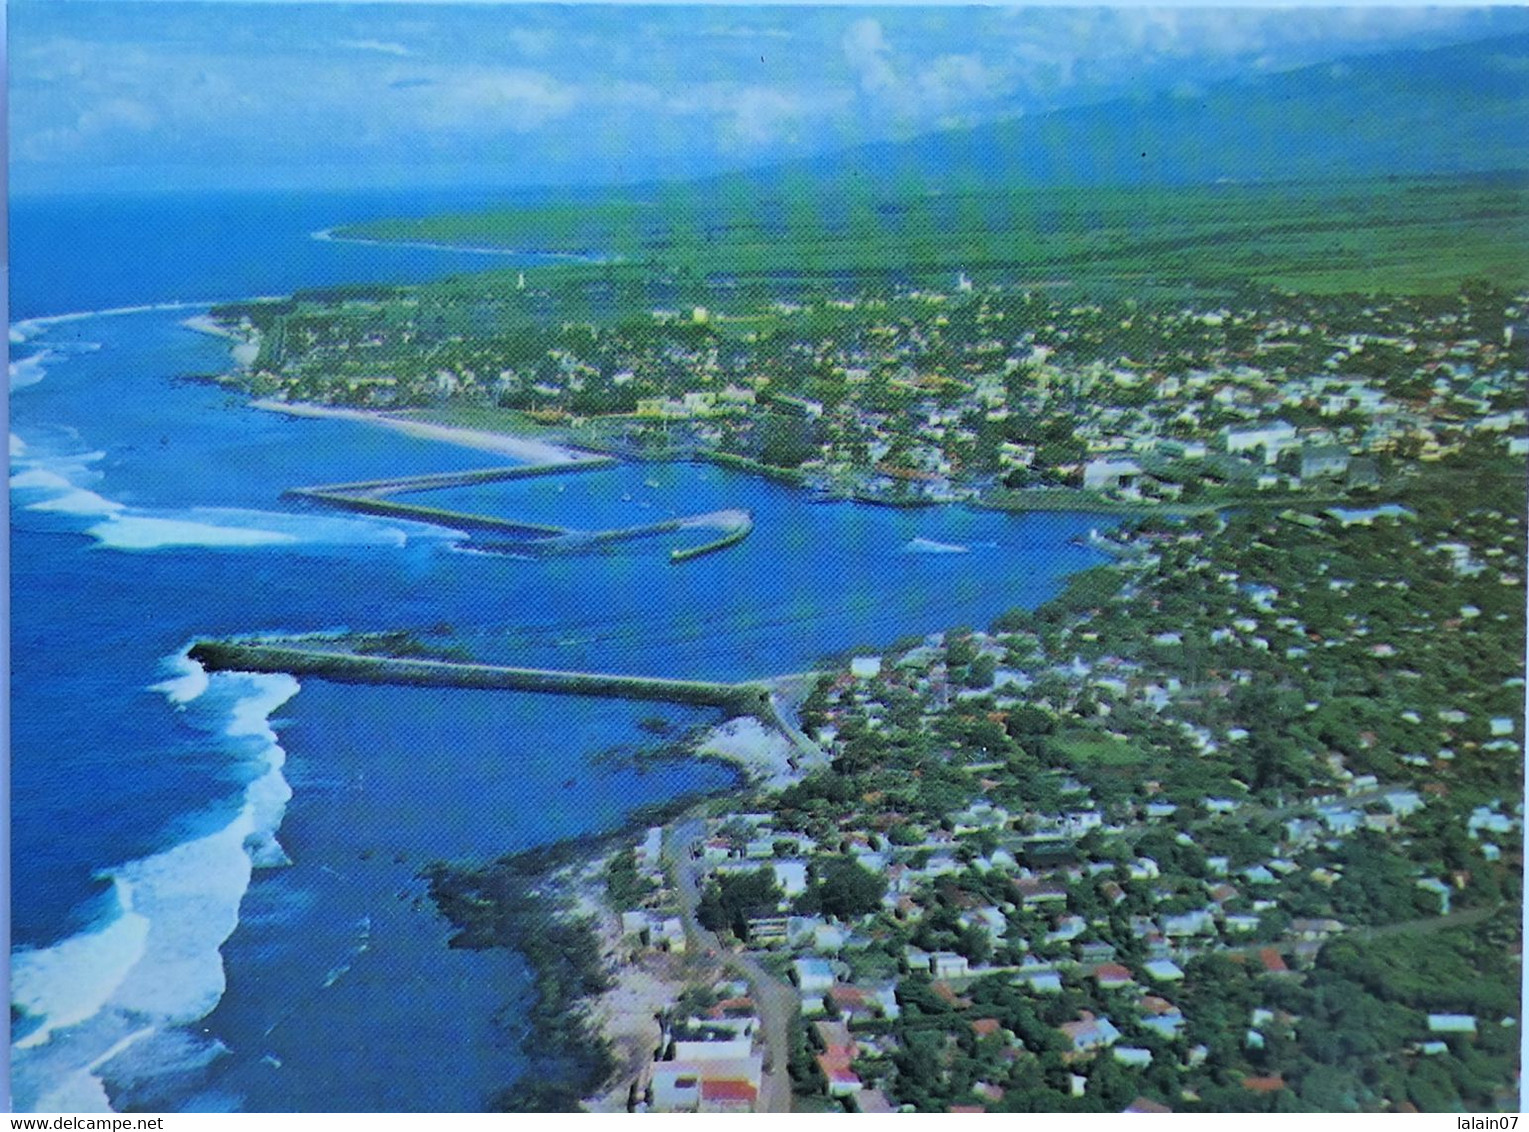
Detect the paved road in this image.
<box><xmin>665</xmin><ymin>817</ymin><xmax>800</xmax><ymax>1114</ymax></box>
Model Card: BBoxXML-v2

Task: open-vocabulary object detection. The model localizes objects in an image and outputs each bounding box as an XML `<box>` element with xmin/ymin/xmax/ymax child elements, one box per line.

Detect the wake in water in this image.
<box><xmin>9</xmin><ymin>655</ymin><xmax>299</xmax><ymax>1113</ymax></box>
<box><xmin>903</xmin><ymin>536</ymin><xmax>971</xmax><ymax>554</ymax></box>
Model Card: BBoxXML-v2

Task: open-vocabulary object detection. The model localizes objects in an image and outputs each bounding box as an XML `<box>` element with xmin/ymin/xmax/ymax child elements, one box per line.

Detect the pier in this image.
<box><xmin>188</xmin><ymin>640</ymin><xmax>776</xmax><ymax>713</ymax></box>
<box><xmin>285</xmin><ymin>455</ymin><xmax>753</xmax><ymax>561</ymax></box>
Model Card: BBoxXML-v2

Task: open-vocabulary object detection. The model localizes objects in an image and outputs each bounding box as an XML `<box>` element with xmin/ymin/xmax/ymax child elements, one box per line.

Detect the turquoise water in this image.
<box><xmin>9</xmin><ymin>190</ymin><xmax>1110</xmax><ymax>1111</ymax></box>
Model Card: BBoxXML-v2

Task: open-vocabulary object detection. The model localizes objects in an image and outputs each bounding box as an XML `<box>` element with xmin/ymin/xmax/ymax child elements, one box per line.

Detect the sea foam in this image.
<box><xmin>9</xmin><ymin>660</ymin><xmax>301</xmax><ymax>1112</ymax></box>
<box><xmin>11</xmin><ymin>437</ymin><xmax>432</xmax><ymax>551</ymax></box>
<box><xmin>10</xmin><ymin>301</ymin><xmax>216</xmax><ymax>345</ymax></box>
<box><xmin>11</xmin><ymin>350</ymin><xmax>54</xmax><ymax>390</ymax></box>
<box><xmin>11</xmin><ymin>880</ymin><xmax>151</xmax><ymax>1051</ymax></box>
<box><xmin>28</xmin><ymin>488</ymin><xmax>127</xmax><ymax>518</ymax></box>
<box><xmin>87</xmin><ymin>515</ymin><xmax>301</xmax><ymax>549</ymax></box>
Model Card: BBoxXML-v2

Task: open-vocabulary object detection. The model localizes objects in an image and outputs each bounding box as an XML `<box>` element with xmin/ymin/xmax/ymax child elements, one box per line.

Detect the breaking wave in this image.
<box><xmin>9</xmin><ymin>657</ymin><xmax>300</xmax><ymax>1112</ymax></box>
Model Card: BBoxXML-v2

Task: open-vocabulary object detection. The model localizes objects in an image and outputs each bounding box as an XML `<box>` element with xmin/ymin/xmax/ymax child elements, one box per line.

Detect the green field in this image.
<box><xmin>1050</xmin><ymin>729</ymin><xmax>1152</xmax><ymax>768</ymax></box>
<box><xmin>344</xmin><ymin>174</ymin><xmax>1529</xmax><ymax>298</ymax></box>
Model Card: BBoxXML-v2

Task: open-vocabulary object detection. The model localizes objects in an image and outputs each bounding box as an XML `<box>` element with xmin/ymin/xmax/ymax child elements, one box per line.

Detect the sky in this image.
<box><xmin>10</xmin><ymin>3</ymin><xmax>1529</xmax><ymax>193</ymax></box>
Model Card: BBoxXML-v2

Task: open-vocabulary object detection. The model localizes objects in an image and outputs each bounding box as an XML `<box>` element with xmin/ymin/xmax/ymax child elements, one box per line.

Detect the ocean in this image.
<box><xmin>8</xmin><ymin>187</ymin><xmax>1110</xmax><ymax>1112</ymax></box>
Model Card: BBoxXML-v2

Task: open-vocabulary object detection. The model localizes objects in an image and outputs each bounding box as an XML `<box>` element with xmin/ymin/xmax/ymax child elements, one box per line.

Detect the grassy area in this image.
<box><xmin>1050</xmin><ymin>729</ymin><xmax>1151</xmax><ymax>767</ymax></box>
<box><xmin>391</xmin><ymin>404</ymin><xmax>564</xmax><ymax>436</ymax></box>
<box><xmin>343</xmin><ymin>174</ymin><xmax>1529</xmax><ymax>299</ymax></box>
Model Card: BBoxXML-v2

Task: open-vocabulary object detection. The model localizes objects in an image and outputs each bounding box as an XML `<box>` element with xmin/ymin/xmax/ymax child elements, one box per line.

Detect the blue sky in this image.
<box><xmin>11</xmin><ymin>3</ymin><xmax>1529</xmax><ymax>192</ymax></box>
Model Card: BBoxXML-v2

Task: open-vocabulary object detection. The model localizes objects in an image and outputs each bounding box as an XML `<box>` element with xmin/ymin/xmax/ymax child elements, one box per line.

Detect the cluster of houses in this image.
<box><xmin>598</xmin><ymin>730</ymin><xmax>1519</xmax><ymax>1108</ymax></box>
<box><xmin>646</xmin><ymin>982</ymin><xmax>766</xmax><ymax>1113</ymax></box>
<box><xmin>577</xmin><ymin>284</ymin><xmax>1525</xmax><ymax>1110</ymax></box>
<box><xmin>244</xmin><ymin>274</ymin><xmax>1528</xmax><ymax>522</ymax></box>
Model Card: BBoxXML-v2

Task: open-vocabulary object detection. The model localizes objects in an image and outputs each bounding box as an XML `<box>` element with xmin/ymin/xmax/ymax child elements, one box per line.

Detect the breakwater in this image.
<box><xmin>290</xmin><ymin>489</ymin><xmax>570</xmax><ymax>537</ymax></box>
<box><xmin>285</xmin><ymin>453</ymin><xmax>753</xmax><ymax>560</ymax></box>
<box><xmin>287</xmin><ymin>457</ymin><xmax>617</xmax><ymax>499</ymax></box>
<box><xmin>669</xmin><ymin>510</ymin><xmax>755</xmax><ymax>562</ymax></box>
<box><xmin>188</xmin><ymin>640</ymin><xmax>775</xmax><ymax>712</ymax></box>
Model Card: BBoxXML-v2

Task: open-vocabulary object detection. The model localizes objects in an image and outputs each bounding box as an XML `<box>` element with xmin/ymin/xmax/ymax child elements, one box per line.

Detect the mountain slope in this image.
<box><xmin>743</xmin><ymin>32</ymin><xmax>1529</xmax><ymax>193</ymax></box>
<box><xmin>342</xmin><ymin>34</ymin><xmax>1529</xmax><ymax>294</ymax></box>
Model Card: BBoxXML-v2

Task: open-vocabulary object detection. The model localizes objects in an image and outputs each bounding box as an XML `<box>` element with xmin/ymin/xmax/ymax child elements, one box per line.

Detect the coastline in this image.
<box><xmin>693</xmin><ymin>715</ymin><xmax>801</xmax><ymax>791</ymax></box>
<box><xmin>421</xmin><ymin>707</ymin><xmax>807</xmax><ymax>1111</ymax></box>
<box><xmin>182</xmin><ymin>312</ymin><xmax>262</xmax><ymax>367</ymax></box>
<box><xmin>559</xmin><ymin>849</ymin><xmax>691</xmax><ymax>1113</ymax></box>
<box><xmin>312</xmin><ymin>227</ymin><xmax>612</xmax><ymax>264</ymax></box>
<box><xmin>248</xmin><ymin>399</ymin><xmax>595</xmax><ymax>465</ymax></box>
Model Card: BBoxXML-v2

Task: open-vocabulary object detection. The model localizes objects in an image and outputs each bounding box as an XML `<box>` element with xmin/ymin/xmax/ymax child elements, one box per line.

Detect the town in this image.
<box><xmin>214</xmin><ymin>273</ymin><xmax>1525</xmax><ymax>1114</ymax></box>
<box><xmin>214</xmin><ymin>274</ymin><xmax>1524</xmax><ymax>514</ymax></box>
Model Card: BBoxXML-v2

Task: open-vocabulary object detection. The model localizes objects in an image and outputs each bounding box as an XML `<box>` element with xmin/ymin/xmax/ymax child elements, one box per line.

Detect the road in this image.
<box><xmin>665</xmin><ymin>817</ymin><xmax>800</xmax><ymax>1114</ymax></box>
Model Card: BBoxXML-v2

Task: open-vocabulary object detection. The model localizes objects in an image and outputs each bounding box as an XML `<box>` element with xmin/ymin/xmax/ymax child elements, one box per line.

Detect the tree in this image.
<box><xmin>700</xmin><ymin>869</ymin><xmax>784</xmax><ymax>939</ymax></box>
<box><xmin>816</xmin><ymin>856</ymin><xmax>889</xmax><ymax>920</ymax></box>
<box><xmin>955</xmin><ymin>923</ymin><xmax>993</xmax><ymax>966</ymax></box>
<box><xmin>1294</xmin><ymin>1064</ymin><xmax>1363</xmax><ymax>1112</ymax></box>
<box><xmin>758</xmin><ymin>412</ymin><xmax>817</xmax><ymax>468</ymax></box>
<box><xmin>1405</xmin><ymin>1058</ymin><xmax>1462</xmax><ymax>1112</ymax></box>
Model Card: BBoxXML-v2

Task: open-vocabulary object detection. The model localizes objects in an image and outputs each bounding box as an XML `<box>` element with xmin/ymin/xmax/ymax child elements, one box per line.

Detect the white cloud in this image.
<box><xmin>917</xmin><ymin>53</ymin><xmax>1010</xmax><ymax>108</ymax></box>
<box><xmin>19</xmin><ymin>96</ymin><xmax>158</xmax><ymax>162</ymax></box>
<box><xmin>337</xmin><ymin>38</ymin><xmax>411</xmax><ymax>57</ymax></box>
<box><xmin>9</xmin><ymin>4</ymin><xmax>1514</xmax><ymax>191</ymax></box>
<box><xmin>421</xmin><ymin>68</ymin><xmax>577</xmax><ymax>132</ymax></box>
<box><xmin>842</xmin><ymin>18</ymin><xmax>897</xmax><ymax>95</ymax></box>
<box><xmin>702</xmin><ymin>24</ymin><xmax>794</xmax><ymax>43</ymax></box>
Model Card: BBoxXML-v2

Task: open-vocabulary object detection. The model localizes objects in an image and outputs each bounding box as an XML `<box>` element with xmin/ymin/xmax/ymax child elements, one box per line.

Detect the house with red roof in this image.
<box><xmin>813</xmin><ymin>1019</ymin><xmax>864</xmax><ymax>1099</ymax></box>
<box><xmin>1257</xmin><ymin>947</ymin><xmax>1291</xmax><ymax>976</ymax></box>
<box><xmin>1093</xmin><ymin>962</ymin><xmax>1135</xmax><ymax>990</ymax></box>
<box><xmin>651</xmin><ymin>1055</ymin><xmax>764</xmax><ymax>1114</ymax></box>
<box><xmin>700</xmin><ymin>1078</ymin><xmax>758</xmax><ymax>1112</ymax></box>
<box><xmin>816</xmin><ymin>1051</ymin><xmax>865</xmax><ymax>1099</ymax></box>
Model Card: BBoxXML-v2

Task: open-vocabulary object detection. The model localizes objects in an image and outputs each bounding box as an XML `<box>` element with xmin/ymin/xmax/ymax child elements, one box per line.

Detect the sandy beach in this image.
<box><xmin>249</xmin><ymin>399</ymin><xmax>592</xmax><ymax>465</ymax></box>
<box><xmin>695</xmin><ymin>716</ymin><xmax>801</xmax><ymax>790</ymax></box>
<box><xmin>558</xmin><ymin>853</ymin><xmax>692</xmax><ymax>1113</ymax></box>
<box><xmin>183</xmin><ymin>314</ymin><xmax>262</xmax><ymax>368</ymax></box>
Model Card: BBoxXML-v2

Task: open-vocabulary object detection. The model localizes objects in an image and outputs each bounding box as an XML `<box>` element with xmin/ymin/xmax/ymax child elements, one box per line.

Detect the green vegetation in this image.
<box><xmin>341</xmin><ymin>175</ymin><xmax>1529</xmax><ymax>299</ymax></box>
<box><xmin>697</xmin><ymin>868</ymin><xmax>784</xmax><ymax>940</ymax></box>
<box><xmin>1049</xmin><ymin>730</ymin><xmax>1150</xmax><ymax>768</ymax></box>
<box><xmin>808</xmin><ymin>856</ymin><xmax>889</xmax><ymax>921</ymax></box>
<box><xmin>604</xmin><ymin>847</ymin><xmax>656</xmax><ymax>908</ymax></box>
<box><xmin>423</xmin><ymin>855</ymin><xmax>616</xmax><ymax>1112</ymax></box>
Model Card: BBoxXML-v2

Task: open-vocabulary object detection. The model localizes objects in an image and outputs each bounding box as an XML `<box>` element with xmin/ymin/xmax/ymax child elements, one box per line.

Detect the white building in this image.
<box><xmin>1224</xmin><ymin>421</ymin><xmax>1298</xmax><ymax>464</ymax></box>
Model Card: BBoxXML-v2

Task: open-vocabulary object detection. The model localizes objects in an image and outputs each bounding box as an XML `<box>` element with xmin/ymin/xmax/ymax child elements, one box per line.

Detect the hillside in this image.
<box><xmin>340</xmin><ymin>34</ymin><xmax>1529</xmax><ymax>297</ymax></box>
